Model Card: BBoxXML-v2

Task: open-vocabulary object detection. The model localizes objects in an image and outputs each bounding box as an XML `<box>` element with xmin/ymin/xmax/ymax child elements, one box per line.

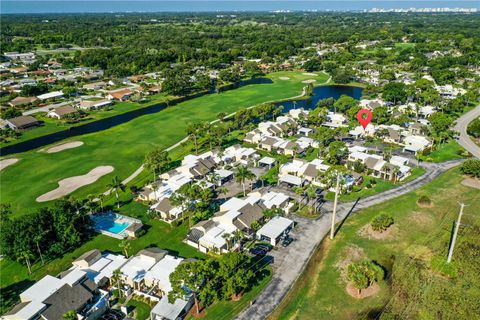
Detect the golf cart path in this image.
<box><xmin>454</xmin><ymin>104</ymin><xmax>480</xmax><ymax>159</ymax></box>
<box><xmin>236</xmin><ymin>160</ymin><xmax>462</xmax><ymax>320</ymax></box>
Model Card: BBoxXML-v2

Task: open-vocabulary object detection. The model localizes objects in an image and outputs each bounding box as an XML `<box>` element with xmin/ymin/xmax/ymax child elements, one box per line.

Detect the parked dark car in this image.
<box><xmin>254</xmin><ymin>243</ymin><xmax>272</xmax><ymax>252</ymax></box>
<box><xmin>249</xmin><ymin>247</ymin><xmax>267</xmax><ymax>256</ymax></box>
<box><xmin>281</xmin><ymin>237</ymin><xmax>294</xmax><ymax>247</ymax></box>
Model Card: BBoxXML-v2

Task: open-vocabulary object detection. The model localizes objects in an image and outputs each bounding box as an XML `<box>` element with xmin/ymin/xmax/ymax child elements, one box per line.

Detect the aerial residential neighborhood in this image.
<box><xmin>0</xmin><ymin>2</ymin><xmax>479</xmax><ymax>320</ymax></box>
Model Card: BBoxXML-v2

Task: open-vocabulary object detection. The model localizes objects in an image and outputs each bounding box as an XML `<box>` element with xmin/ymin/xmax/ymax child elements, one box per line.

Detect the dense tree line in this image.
<box><xmin>0</xmin><ymin>199</ymin><xmax>93</xmax><ymax>273</ymax></box>
<box><xmin>2</xmin><ymin>13</ymin><xmax>479</xmax><ymax>77</ymax></box>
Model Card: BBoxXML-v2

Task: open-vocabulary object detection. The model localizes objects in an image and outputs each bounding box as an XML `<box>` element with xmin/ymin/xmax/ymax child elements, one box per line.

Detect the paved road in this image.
<box><xmin>454</xmin><ymin>105</ymin><xmax>480</xmax><ymax>159</ymax></box>
<box><xmin>236</xmin><ymin>160</ymin><xmax>462</xmax><ymax>320</ymax></box>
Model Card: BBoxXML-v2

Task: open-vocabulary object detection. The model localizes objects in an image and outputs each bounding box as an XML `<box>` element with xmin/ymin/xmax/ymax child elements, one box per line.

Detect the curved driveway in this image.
<box><xmin>454</xmin><ymin>105</ymin><xmax>480</xmax><ymax>159</ymax></box>
<box><xmin>236</xmin><ymin>160</ymin><xmax>462</xmax><ymax>320</ymax></box>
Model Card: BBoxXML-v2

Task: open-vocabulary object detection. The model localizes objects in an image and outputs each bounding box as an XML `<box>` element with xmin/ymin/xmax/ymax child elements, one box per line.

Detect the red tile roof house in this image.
<box><xmin>106</xmin><ymin>88</ymin><xmax>133</xmax><ymax>101</ymax></box>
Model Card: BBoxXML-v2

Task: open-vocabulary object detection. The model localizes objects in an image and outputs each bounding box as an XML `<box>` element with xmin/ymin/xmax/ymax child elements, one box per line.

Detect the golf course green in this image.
<box><xmin>1</xmin><ymin>71</ymin><xmax>329</xmax><ymax>215</ymax></box>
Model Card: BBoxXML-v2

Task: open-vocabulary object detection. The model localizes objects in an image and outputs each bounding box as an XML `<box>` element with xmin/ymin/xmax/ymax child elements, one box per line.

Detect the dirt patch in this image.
<box><xmin>0</xmin><ymin>158</ymin><xmax>19</xmax><ymax>171</ymax></box>
<box><xmin>404</xmin><ymin>244</ymin><xmax>433</xmax><ymax>262</ymax></box>
<box><xmin>302</xmin><ymin>72</ymin><xmax>318</xmax><ymax>76</ymax></box>
<box><xmin>302</xmin><ymin>79</ymin><xmax>317</xmax><ymax>84</ymax></box>
<box><xmin>46</xmin><ymin>141</ymin><xmax>84</xmax><ymax>153</ymax></box>
<box><xmin>36</xmin><ymin>166</ymin><xmax>114</xmax><ymax>202</ymax></box>
<box><xmin>461</xmin><ymin>177</ymin><xmax>480</xmax><ymax>189</ymax></box>
<box><xmin>417</xmin><ymin>200</ymin><xmax>434</xmax><ymax>208</ymax></box>
<box><xmin>335</xmin><ymin>245</ymin><xmax>366</xmax><ymax>281</ymax></box>
<box><xmin>359</xmin><ymin>224</ymin><xmax>396</xmax><ymax>240</ymax></box>
<box><xmin>278</xmin><ymin>76</ymin><xmax>290</xmax><ymax>80</ymax></box>
<box><xmin>408</xmin><ymin>211</ymin><xmax>434</xmax><ymax>227</ymax></box>
<box><xmin>346</xmin><ymin>282</ymin><xmax>380</xmax><ymax>299</ymax></box>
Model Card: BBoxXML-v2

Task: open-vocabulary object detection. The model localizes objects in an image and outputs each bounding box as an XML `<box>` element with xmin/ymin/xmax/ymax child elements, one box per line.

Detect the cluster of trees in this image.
<box><xmin>168</xmin><ymin>252</ymin><xmax>259</xmax><ymax>315</ymax></box>
<box><xmin>186</xmin><ymin>103</ymin><xmax>281</xmax><ymax>155</ymax></box>
<box><xmin>467</xmin><ymin>117</ymin><xmax>480</xmax><ymax>138</ymax></box>
<box><xmin>460</xmin><ymin>159</ymin><xmax>480</xmax><ymax>178</ymax></box>
<box><xmin>0</xmin><ymin>199</ymin><xmax>93</xmax><ymax>273</ymax></box>
<box><xmin>3</xmin><ymin>13</ymin><xmax>479</xmax><ymax>78</ymax></box>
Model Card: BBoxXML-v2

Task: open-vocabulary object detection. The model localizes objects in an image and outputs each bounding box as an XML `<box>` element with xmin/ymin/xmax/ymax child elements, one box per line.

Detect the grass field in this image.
<box><xmin>270</xmin><ymin>167</ymin><xmax>480</xmax><ymax>320</ymax></box>
<box><xmin>0</xmin><ymin>71</ymin><xmax>329</xmax><ymax>215</ymax></box>
<box><xmin>418</xmin><ymin>140</ymin><xmax>467</xmax><ymax>163</ymax></box>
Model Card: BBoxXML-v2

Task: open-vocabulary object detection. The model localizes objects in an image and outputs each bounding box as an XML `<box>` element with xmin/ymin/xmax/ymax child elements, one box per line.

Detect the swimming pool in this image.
<box><xmin>91</xmin><ymin>213</ymin><xmax>141</xmax><ymax>239</ymax></box>
<box><xmin>95</xmin><ymin>218</ymin><xmax>129</xmax><ymax>234</ymax></box>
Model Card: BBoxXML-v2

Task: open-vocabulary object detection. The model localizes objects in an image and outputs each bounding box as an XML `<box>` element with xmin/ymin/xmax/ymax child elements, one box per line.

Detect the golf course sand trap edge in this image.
<box><xmin>278</xmin><ymin>76</ymin><xmax>290</xmax><ymax>80</ymax></box>
<box><xmin>36</xmin><ymin>165</ymin><xmax>114</xmax><ymax>202</ymax></box>
<box><xmin>302</xmin><ymin>79</ymin><xmax>317</xmax><ymax>84</ymax></box>
<box><xmin>46</xmin><ymin>141</ymin><xmax>84</xmax><ymax>153</ymax></box>
<box><xmin>0</xmin><ymin>158</ymin><xmax>19</xmax><ymax>171</ymax></box>
<box><xmin>302</xmin><ymin>72</ymin><xmax>318</xmax><ymax>76</ymax></box>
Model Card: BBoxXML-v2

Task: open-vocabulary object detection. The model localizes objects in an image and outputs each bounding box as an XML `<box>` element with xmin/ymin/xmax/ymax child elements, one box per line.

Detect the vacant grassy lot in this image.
<box><xmin>271</xmin><ymin>168</ymin><xmax>480</xmax><ymax>320</ymax></box>
<box><xmin>1</xmin><ymin>71</ymin><xmax>329</xmax><ymax>215</ymax></box>
<box><xmin>418</xmin><ymin>140</ymin><xmax>467</xmax><ymax>163</ymax></box>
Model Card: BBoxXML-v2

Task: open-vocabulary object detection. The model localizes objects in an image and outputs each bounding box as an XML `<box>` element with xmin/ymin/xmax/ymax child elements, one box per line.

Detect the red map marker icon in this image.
<box><xmin>357</xmin><ymin>108</ymin><xmax>373</xmax><ymax>129</ymax></box>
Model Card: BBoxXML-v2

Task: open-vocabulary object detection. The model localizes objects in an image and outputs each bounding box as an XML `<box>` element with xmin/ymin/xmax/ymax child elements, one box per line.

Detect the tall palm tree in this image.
<box><xmin>119</xmin><ymin>239</ymin><xmax>131</xmax><ymax>258</ymax></box>
<box><xmin>235</xmin><ymin>166</ymin><xmax>255</xmax><ymax>197</ymax></box>
<box><xmin>111</xmin><ymin>268</ymin><xmax>124</xmax><ymax>298</ymax></box>
<box><xmin>222</xmin><ymin>232</ymin><xmax>232</xmax><ymax>251</ymax></box>
<box><xmin>33</xmin><ymin>232</ymin><xmax>46</xmax><ymax>266</ymax></box>
<box><xmin>232</xmin><ymin>230</ymin><xmax>244</xmax><ymax>248</ymax></box>
<box><xmin>18</xmin><ymin>249</ymin><xmax>34</xmax><ymax>274</ymax></box>
<box><xmin>98</xmin><ymin>193</ymin><xmax>106</xmax><ymax>212</ymax></box>
<box><xmin>107</xmin><ymin>176</ymin><xmax>125</xmax><ymax>209</ymax></box>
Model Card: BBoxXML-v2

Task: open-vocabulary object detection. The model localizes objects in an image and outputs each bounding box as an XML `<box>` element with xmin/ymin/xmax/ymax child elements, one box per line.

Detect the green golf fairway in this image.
<box><xmin>1</xmin><ymin>71</ymin><xmax>329</xmax><ymax>215</ymax></box>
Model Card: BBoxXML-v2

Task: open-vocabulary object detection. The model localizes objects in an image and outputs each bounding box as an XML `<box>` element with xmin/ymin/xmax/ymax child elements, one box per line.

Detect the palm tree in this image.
<box><xmin>111</xmin><ymin>268</ymin><xmax>124</xmax><ymax>298</ymax></box>
<box><xmin>119</xmin><ymin>239</ymin><xmax>131</xmax><ymax>258</ymax></box>
<box><xmin>232</xmin><ymin>230</ymin><xmax>244</xmax><ymax>247</ymax></box>
<box><xmin>98</xmin><ymin>193</ymin><xmax>106</xmax><ymax>212</ymax></box>
<box><xmin>85</xmin><ymin>194</ymin><xmax>98</xmax><ymax>214</ymax></box>
<box><xmin>222</xmin><ymin>232</ymin><xmax>232</xmax><ymax>251</ymax></box>
<box><xmin>235</xmin><ymin>166</ymin><xmax>256</xmax><ymax>197</ymax></box>
<box><xmin>33</xmin><ymin>233</ymin><xmax>46</xmax><ymax>266</ymax></box>
<box><xmin>18</xmin><ymin>249</ymin><xmax>34</xmax><ymax>274</ymax></box>
<box><xmin>107</xmin><ymin>176</ymin><xmax>125</xmax><ymax>209</ymax></box>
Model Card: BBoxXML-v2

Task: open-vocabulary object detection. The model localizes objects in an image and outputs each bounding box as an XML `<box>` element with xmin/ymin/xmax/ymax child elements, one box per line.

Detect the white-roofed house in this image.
<box><xmin>403</xmin><ymin>135</ymin><xmax>432</xmax><ymax>155</ymax></box>
<box><xmin>256</xmin><ymin>216</ymin><xmax>295</xmax><ymax>246</ymax></box>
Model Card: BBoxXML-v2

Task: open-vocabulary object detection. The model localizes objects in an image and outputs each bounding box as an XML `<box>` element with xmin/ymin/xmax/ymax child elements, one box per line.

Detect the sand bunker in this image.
<box><xmin>278</xmin><ymin>76</ymin><xmax>290</xmax><ymax>80</ymax></box>
<box><xmin>462</xmin><ymin>177</ymin><xmax>480</xmax><ymax>189</ymax></box>
<box><xmin>302</xmin><ymin>72</ymin><xmax>318</xmax><ymax>76</ymax></box>
<box><xmin>302</xmin><ymin>79</ymin><xmax>317</xmax><ymax>84</ymax></box>
<box><xmin>36</xmin><ymin>166</ymin><xmax>114</xmax><ymax>202</ymax></box>
<box><xmin>46</xmin><ymin>141</ymin><xmax>84</xmax><ymax>153</ymax></box>
<box><xmin>0</xmin><ymin>158</ymin><xmax>19</xmax><ymax>171</ymax></box>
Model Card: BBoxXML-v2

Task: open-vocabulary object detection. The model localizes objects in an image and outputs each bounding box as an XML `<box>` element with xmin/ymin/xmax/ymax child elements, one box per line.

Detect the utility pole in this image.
<box><xmin>447</xmin><ymin>203</ymin><xmax>466</xmax><ymax>263</ymax></box>
<box><xmin>330</xmin><ymin>173</ymin><xmax>340</xmax><ymax>240</ymax></box>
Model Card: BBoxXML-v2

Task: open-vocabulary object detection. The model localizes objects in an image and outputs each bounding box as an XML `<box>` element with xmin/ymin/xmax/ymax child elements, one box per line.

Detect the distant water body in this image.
<box><xmin>2</xmin><ymin>1</ymin><xmax>479</xmax><ymax>14</ymax></box>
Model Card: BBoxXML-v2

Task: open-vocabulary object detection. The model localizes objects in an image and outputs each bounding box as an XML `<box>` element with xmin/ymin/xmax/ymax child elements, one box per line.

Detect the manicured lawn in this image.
<box><xmin>127</xmin><ymin>299</ymin><xmax>152</xmax><ymax>320</ymax></box>
<box><xmin>418</xmin><ymin>140</ymin><xmax>467</xmax><ymax>163</ymax></box>
<box><xmin>271</xmin><ymin>168</ymin><xmax>480</xmax><ymax>320</ymax></box>
<box><xmin>326</xmin><ymin>166</ymin><xmax>426</xmax><ymax>202</ymax></box>
<box><xmin>1</xmin><ymin>71</ymin><xmax>329</xmax><ymax>215</ymax></box>
<box><xmin>195</xmin><ymin>267</ymin><xmax>273</xmax><ymax>320</ymax></box>
<box><xmin>0</xmin><ymin>200</ymin><xmax>205</xmax><ymax>314</ymax></box>
<box><xmin>0</xmin><ymin>93</ymin><xmax>172</xmax><ymax>147</ymax></box>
